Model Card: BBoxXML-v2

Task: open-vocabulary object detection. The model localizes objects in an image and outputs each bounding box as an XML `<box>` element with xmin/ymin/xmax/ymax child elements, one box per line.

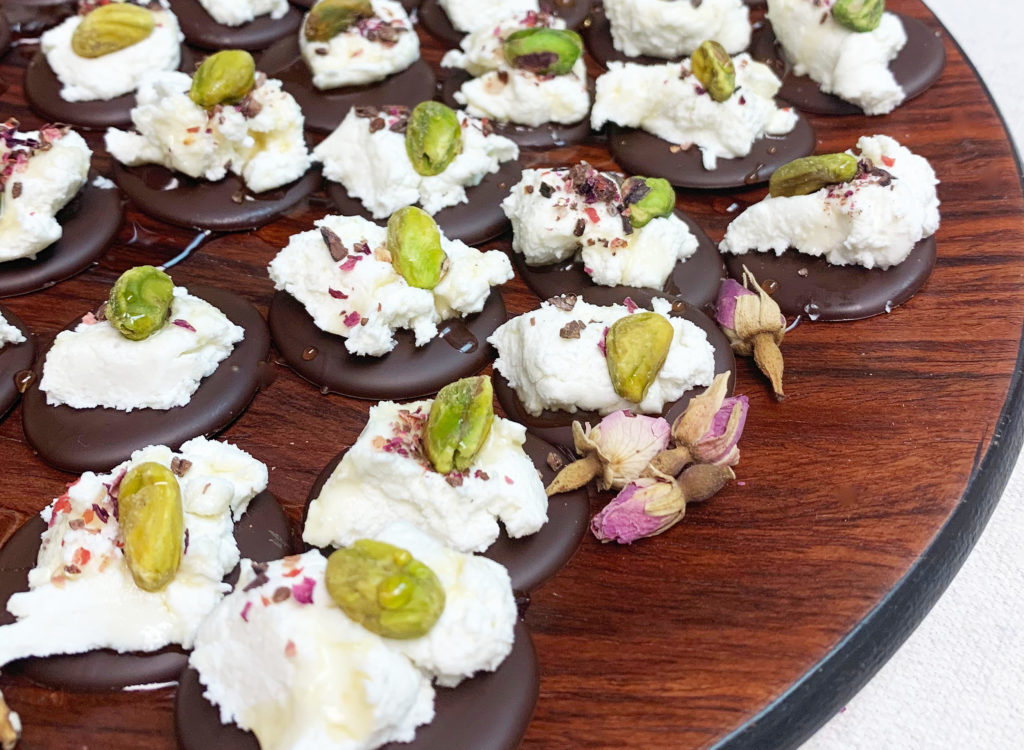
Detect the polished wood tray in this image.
<box><xmin>2</xmin><ymin>0</ymin><xmax>1023</xmax><ymax>747</ymax></box>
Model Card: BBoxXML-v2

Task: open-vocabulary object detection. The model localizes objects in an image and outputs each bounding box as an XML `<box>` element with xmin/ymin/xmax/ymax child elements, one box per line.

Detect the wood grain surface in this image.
<box><xmin>2</xmin><ymin>1</ymin><xmax>1023</xmax><ymax>748</ymax></box>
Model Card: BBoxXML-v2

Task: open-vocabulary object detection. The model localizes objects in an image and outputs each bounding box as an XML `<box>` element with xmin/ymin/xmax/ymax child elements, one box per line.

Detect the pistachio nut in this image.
<box><xmin>107</xmin><ymin>265</ymin><xmax>174</xmax><ymax>341</ymax></box>
<box><xmin>605</xmin><ymin>312</ymin><xmax>675</xmax><ymax>403</ymax></box>
<box><xmin>768</xmin><ymin>152</ymin><xmax>859</xmax><ymax>198</ymax></box>
<box><xmin>405</xmin><ymin>101</ymin><xmax>462</xmax><ymax>176</ymax></box>
<box><xmin>118</xmin><ymin>462</ymin><xmax>184</xmax><ymax>593</ymax></box>
<box><xmin>502</xmin><ymin>27</ymin><xmax>583</xmax><ymax>76</ymax></box>
<box><xmin>386</xmin><ymin>206</ymin><xmax>448</xmax><ymax>289</ymax></box>
<box><xmin>303</xmin><ymin>0</ymin><xmax>373</xmax><ymax>42</ymax></box>
<box><xmin>326</xmin><ymin>540</ymin><xmax>445</xmax><ymax>639</ymax></box>
<box><xmin>832</xmin><ymin>0</ymin><xmax>885</xmax><ymax>33</ymax></box>
<box><xmin>622</xmin><ymin>176</ymin><xmax>675</xmax><ymax>228</ymax></box>
<box><xmin>690</xmin><ymin>40</ymin><xmax>735</xmax><ymax>102</ymax></box>
<box><xmin>189</xmin><ymin>50</ymin><xmax>256</xmax><ymax>109</ymax></box>
<box><xmin>424</xmin><ymin>375</ymin><xmax>494</xmax><ymax>474</ymax></box>
<box><xmin>71</xmin><ymin>3</ymin><xmax>155</xmax><ymax>59</ymax></box>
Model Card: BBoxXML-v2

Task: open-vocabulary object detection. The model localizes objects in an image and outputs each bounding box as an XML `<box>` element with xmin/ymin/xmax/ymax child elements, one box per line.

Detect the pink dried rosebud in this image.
<box><xmin>715</xmin><ymin>266</ymin><xmax>786</xmax><ymax>400</ymax></box>
<box><xmin>545</xmin><ymin>410</ymin><xmax>671</xmax><ymax>496</ymax></box>
<box><xmin>590</xmin><ymin>477</ymin><xmax>686</xmax><ymax>544</ymax></box>
<box><xmin>673</xmin><ymin>372</ymin><xmax>747</xmax><ymax>466</ymax></box>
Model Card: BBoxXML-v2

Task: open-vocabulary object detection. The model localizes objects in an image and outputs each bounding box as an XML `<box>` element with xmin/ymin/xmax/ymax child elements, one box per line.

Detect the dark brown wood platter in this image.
<box><xmin>1</xmin><ymin>1</ymin><xmax>1023</xmax><ymax>748</ymax></box>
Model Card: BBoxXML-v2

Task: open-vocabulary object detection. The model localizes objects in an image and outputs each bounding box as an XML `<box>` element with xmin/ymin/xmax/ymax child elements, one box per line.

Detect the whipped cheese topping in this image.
<box><xmin>40</xmin><ymin>286</ymin><xmax>244</xmax><ymax>411</ymax></box>
<box><xmin>0</xmin><ymin>437</ymin><xmax>268</xmax><ymax>667</ymax></box>
<box><xmin>105</xmin><ymin>70</ymin><xmax>311</xmax><ymax>193</ymax></box>
<box><xmin>303</xmin><ymin>400</ymin><xmax>548</xmax><ymax>553</ymax></box>
<box><xmin>592</xmin><ymin>55</ymin><xmax>798</xmax><ymax>170</ymax></box>
<box><xmin>268</xmin><ymin>213</ymin><xmax>512</xmax><ymax>356</ymax></box>
<box><xmin>1</xmin><ymin>123</ymin><xmax>91</xmax><ymax>263</ymax></box>
<box><xmin>300</xmin><ymin>0</ymin><xmax>418</xmax><ymax>89</ymax></box>
<box><xmin>502</xmin><ymin>163</ymin><xmax>698</xmax><ymax>288</ymax></box>
<box><xmin>720</xmin><ymin>135</ymin><xmax>940</xmax><ymax>269</ymax></box>
<box><xmin>441</xmin><ymin>12</ymin><xmax>590</xmax><ymax>127</ymax></box>
<box><xmin>41</xmin><ymin>1</ymin><xmax>183</xmax><ymax>102</ymax></box>
<box><xmin>767</xmin><ymin>0</ymin><xmax>906</xmax><ymax>115</ymax></box>
<box><xmin>489</xmin><ymin>296</ymin><xmax>716</xmax><ymax>416</ymax></box>
<box><xmin>0</xmin><ymin>312</ymin><xmax>26</xmax><ymax>349</ymax></box>
<box><xmin>314</xmin><ymin>106</ymin><xmax>519</xmax><ymax>219</ymax></box>
<box><xmin>604</xmin><ymin>0</ymin><xmax>751</xmax><ymax>59</ymax></box>
<box><xmin>438</xmin><ymin>0</ymin><xmax>539</xmax><ymax>33</ymax></box>
<box><xmin>190</xmin><ymin>524</ymin><xmax>516</xmax><ymax>748</ymax></box>
<box><xmin>199</xmin><ymin>0</ymin><xmax>288</xmax><ymax>27</ymax></box>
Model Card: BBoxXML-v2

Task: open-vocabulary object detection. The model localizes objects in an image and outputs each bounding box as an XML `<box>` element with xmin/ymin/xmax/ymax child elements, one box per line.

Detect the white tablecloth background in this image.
<box><xmin>802</xmin><ymin>3</ymin><xmax>1024</xmax><ymax>748</ymax></box>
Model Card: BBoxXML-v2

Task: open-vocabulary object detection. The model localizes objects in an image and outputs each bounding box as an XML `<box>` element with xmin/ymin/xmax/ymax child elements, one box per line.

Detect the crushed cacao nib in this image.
<box><xmin>369</xmin><ymin>117</ymin><xmax>386</xmax><ymax>133</ymax></box>
<box><xmin>559</xmin><ymin>320</ymin><xmax>586</xmax><ymax>339</ymax></box>
<box><xmin>68</xmin><ymin>518</ymin><xmax>85</xmax><ymax>530</ymax></box>
<box><xmin>690</xmin><ymin>0</ymin><xmax>703</xmax><ymax>7</ymax></box>
<box><xmin>183</xmin><ymin>528</ymin><xmax>190</xmax><ymax>555</ymax></box>
<box><xmin>315</xmin><ymin>46</ymin><xmax>329</xmax><ymax>55</ymax></box>
<box><xmin>11</xmin><ymin>182</ymin><xmax>21</xmax><ymax>199</ymax></box>
<box><xmin>567</xmin><ymin>162</ymin><xmax>618</xmax><ymax>204</ymax></box>
<box><xmin>445</xmin><ymin>473</ymin><xmax>464</xmax><ymax>487</ymax></box>
<box><xmin>170</xmin><ymin>457</ymin><xmax>193</xmax><ymax>477</ymax></box>
<box><xmin>524</xmin><ymin>184</ymin><xmax>534</xmax><ymax>194</ymax></box>
<box><xmin>354</xmin><ymin>105</ymin><xmax>382</xmax><ymax>118</ymax></box>
<box><xmin>321</xmin><ymin>226</ymin><xmax>348</xmax><ymax>261</ymax></box>
<box><xmin>64</xmin><ymin>564</ymin><xmax>81</xmax><ymax>576</ymax></box>
<box><xmin>622</xmin><ymin>178</ymin><xmax>651</xmax><ymax>207</ymax></box>
<box><xmin>358</xmin><ymin>17</ymin><xmax>405</xmax><ymax>46</ymax></box>
<box><xmin>573</xmin><ymin>218</ymin><xmax>586</xmax><ymax>237</ymax></box>
<box><xmin>497</xmin><ymin>70</ymin><xmax>510</xmax><ymax>84</ymax></box>
<box><xmin>237</xmin><ymin>93</ymin><xmax>262</xmax><ymax>119</ymax></box>
<box><xmin>620</xmin><ymin>213</ymin><xmax>634</xmax><ymax>235</ymax></box>
<box><xmin>539</xmin><ymin>182</ymin><xmax>554</xmax><ymax>198</ymax></box>
<box><xmin>546</xmin><ymin>452</ymin><xmax>564</xmax><ymax>471</ymax></box>
<box><xmin>474</xmin><ymin>470</ymin><xmax>490</xmax><ymax>481</ymax></box>
<box><xmin>93</xmin><ymin>302</ymin><xmax>107</xmax><ymax>322</ymax></box>
<box><xmin>547</xmin><ymin>293</ymin><xmax>577</xmax><ymax>311</ymax></box>
<box><xmin>272</xmin><ymin>586</ymin><xmax>291</xmax><ymax>603</ymax></box>
<box><xmin>243</xmin><ymin>562</ymin><xmax>271</xmax><ymax>592</ymax></box>
<box><xmin>856</xmin><ymin>159</ymin><xmax>896</xmax><ymax>187</ymax></box>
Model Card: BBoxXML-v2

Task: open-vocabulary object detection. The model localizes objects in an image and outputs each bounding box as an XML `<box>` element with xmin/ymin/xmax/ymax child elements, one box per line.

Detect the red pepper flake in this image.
<box><xmin>328</xmin><ymin>288</ymin><xmax>348</xmax><ymax>299</ymax></box>
<box><xmin>339</xmin><ymin>254</ymin><xmax>363</xmax><ymax>272</ymax></box>
<box><xmin>282</xmin><ymin>567</ymin><xmax>304</xmax><ymax>578</ymax></box>
<box><xmin>583</xmin><ymin>206</ymin><xmax>600</xmax><ymax>224</ymax></box>
<box><xmin>240</xmin><ymin>601</ymin><xmax>252</xmax><ymax>622</ymax></box>
<box><xmin>504</xmin><ymin>476</ymin><xmax>514</xmax><ymax>485</ymax></box>
<box><xmin>261</xmin><ymin>595</ymin><xmax>270</xmax><ymax>607</ymax></box>
<box><xmin>53</xmin><ymin>496</ymin><xmax>72</xmax><ymax>516</ymax></box>
<box><xmin>292</xmin><ymin>577</ymin><xmax>315</xmax><ymax>604</ymax></box>
<box><xmin>881</xmin><ymin>155</ymin><xmax>896</xmax><ymax>168</ymax></box>
<box><xmin>284</xmin><ymin>640</ymin><xmax>297</xmax><ymax>658</ymax></box>
<box><xmin>342</xmin><ymin>311</ymin><xmax>362</xmax><ymax>328</ymax></box>
<box><xmin>624</xmin><ymin>297</ymin><xmax>638</xmax><ymax>313</ymax></box>
<box><xmin>72</xmin><ymin>547</ymin><xmax>91</xmax><ymax>567</ymax></box>
<box><xmin>82</xmin><ymin>508</ymin><xmax>95</xmax><ymax>524</ymax></box>
<box><xmin>172</xmin><ymin>319</ymin><xmax>197</xmax><ymax>332</ymax></box>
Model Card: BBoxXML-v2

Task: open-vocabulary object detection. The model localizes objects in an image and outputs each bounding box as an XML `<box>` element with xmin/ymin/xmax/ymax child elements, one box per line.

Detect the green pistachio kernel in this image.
<box><xmin>386</xmin><ymin>206</ymin><xmax>448</xmax><ymax>289</ymax></box>
<box><xmin>106</xmin><ymin>265</ymin><xmax>174</xmax><ymax>341</ymax></box>
<box><xmin>189</xmin><ymin>50</ymin><xmax>256</xmax><ymax>109</ymax></box>
<box><xmin>768</xmin><ymin>152</ymin><xmax>859</xmax><ymax>198</ymax></box>
<box><xmin>423</xmin><ymin>375</ymin><xmax>495</xmax><ymax>474</ymax></box>
<box><xmin>605</xmin><ymin>312</ymin><xmax>675</xmax><ymax>404</ymax></box>
<box><xmin>501</xmin><ymin>27</ymin><xmax>583</xmax><ymax>76</ymax></box>
<box><xmin>303</xmin><ymin>0</ymin><xmax>373</xmax><ymax>42</ymax></box>
<box><xmin>404</xmin><ymin>101</ymin><xmax>462</xmax><ymax>177</ymax></box>
<box><xmin>832</xmin><ymin>0</ymin><xmax>885</xmax><ymax>33</ymax></box>
<box><xmin>690</xmin><ymin>40</ymin><xmax>736</xmax><ymax>102</ymax></box>
<box><xmin>118</xmin><ymin>462</ymin><xmax>184</xmax><ymax>593</ymax></box>
<box><xmin>326</xmin><ymin>540</ymin><xmax>445</xmax><ymax>639</ymax></box>
<box><xmin>621</xmin><ymin>176</ymin><xmax>676</xmax><ymax>228</ymax></box>
<box><xmin>71</xmin><ymin>3</ymin><xmax>155</xmax><ymax>59</ymax></box>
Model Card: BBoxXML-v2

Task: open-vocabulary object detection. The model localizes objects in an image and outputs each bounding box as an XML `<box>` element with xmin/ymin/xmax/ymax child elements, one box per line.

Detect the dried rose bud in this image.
<box><xmin>590</xmin><ymin>477</ymin><xmax>685</xmax><ymax>544</ymax></box>
<box><xmin>716</xmin><ymin>267</ymin><xmax>786</xmax><ymax>400</ymax></box>
<box><xmin>665</xmin><ymin>371</ymin><xmax>748</xmax><ymax>467</ymax></box>
<box><xmin>545</xmin><ymin>410</ymin><xmax>670</xmax><ymax>496</ymax></box>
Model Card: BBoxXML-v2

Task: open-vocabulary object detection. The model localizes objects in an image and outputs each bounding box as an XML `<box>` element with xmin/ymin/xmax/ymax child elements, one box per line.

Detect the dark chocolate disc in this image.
<box><xmin>418</xmin><ymin>0</ymin><xmax>593</xmax><ymax>46</ymax></box>
<box><xmin>0</xmin><ymin>172</ymin><xmax>123</xmax><ymax>298</ymax></box>
<box><xmin>606</xmin><ymin>114</ymin><xmax>815</xmax><ymax>190</ymax></box>
<box><xmin>508</xmin><ymin>209</ymin><xmax>725</xmax><ymax>308</ymax></box>
<box><xmin>583</xmin><ymin>1</ymin><xmax>688</xmax><ymax>68</ymax></box>
<box><xmin>749</xmin><ymin>14</ymin><xmax>946</xmax><ymax>116</ymax></box>
<box><xmin>439</xmin><ymin>69</ymin><xmax>591</xmax><ymax>149</ymax></box>
<box><xmin>112</xmin><ymin>162</ymin><xmax>321</xmax><ymax>231</ymax></box>
<box><xmin>0</xmin><ymin>490</ymin><xmax>295</xmax><ymax>690</ymax></box>
<box><xmin>21</xmin><ymin>285</ymin><xmax>272</xmax><ymax>474</ymax></box>
<box><xmin>257</xmin><ymin>36</ymin><xmax>437</xmax><ymax>134</ymax></box>
<box><xmin>0</xmin><ymin>306</ymin><xmax>35</xmax><ymax>420</ymax></box>
<box><xmin>169</xmin><ymin>0</ymin><xmax>303</xmax><ymax>51</ymax></box>
<box><xmin>24</xmin><ymin>47</ymin><xmax>199</xmax><ymax>130</ymax></box>
<box><xmin>493</xmin><ymin>287</ymin><xmax>736</xmax><ymax>448</ymax></box>
<box><xmin>289</xmin><ymin>0</ymin><xmax>419</xmax><ymax>10</ymax></box>
<box><xmin>303</xmin><ymin>432</ymin><xmax>588</xmax><ymax>592</ymax></box>
<box><xmin>722</xmin><ymin>236</ymin><xmax>937</xmax><ymax>321</ymax></box>
<box><xmin>0</xmin><ymin>0</ymin><xmax>75</xmax><ymax>37</ymax></box>
<box><xmin>0</xmin><ymin>14</ymin><xmax>11</xmax><ymax>55</ymax></box>
<box><xmin>325</xmin><ymin>159</ymin><xmax>519</xmax><ymax>245</ymax></box>
<box><xmin>269</xmin><ymin>288</ymin><xmax>507</xmax><ymax>400</ymax></box>
<box><xmin>175</xmin><ymin>619</ymin><xmax>538</xmax><ymax>750</ymax></box>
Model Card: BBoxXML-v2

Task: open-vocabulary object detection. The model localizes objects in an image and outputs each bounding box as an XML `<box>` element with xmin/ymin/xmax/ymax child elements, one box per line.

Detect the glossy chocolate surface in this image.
<box><xmin>170</xmin><ymin>0</ymin><xmax>303</xmax><ymax>51</ymax></box>
<box><xmin>0</xmin><ymin>306</ymin><xmax>35</xmax><ymax>420</ymax></box>
<box><xmin>418</xmin><ymin>0</ymin><xmax>592</xmax><ymax>46</ymax></box>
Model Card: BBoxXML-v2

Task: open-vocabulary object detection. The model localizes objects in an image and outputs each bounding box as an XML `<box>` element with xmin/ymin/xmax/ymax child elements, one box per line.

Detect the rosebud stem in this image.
<box><xmin>753</xmin><ymin>332</ymin><xmax>785</xmax><ymax>401</ymax></box>
<box><xmin>644</xmin><ymin>445</ymin><xmax>694</xmax><ymax>479</ymax></box>
<box><xmin>545</xmin><ymin>453</ymin><xmax>602</xmax><ymax>496</ymax></box>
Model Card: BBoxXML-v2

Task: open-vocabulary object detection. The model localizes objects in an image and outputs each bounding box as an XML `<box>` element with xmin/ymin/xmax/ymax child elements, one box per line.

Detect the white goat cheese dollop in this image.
<box><xmin>767</xmin><ymin>0</ymin><xmax>906</xmax><ymax>115</ymax></box>
<box><xmin>489</xmin><ymin>296</ymin><xmax>716</xmax><ymax>416</ymax></box>
<box><xmin>303</xmin><ymin>400</ymin><xmax>548</xmax><ymax>553</ymax></box>
<box><xmin>315</xmin><ymin>106</ymin><xmax>519</xmax><ymax>218</ymax></box>
<box><xmin>199</xmin><ymin>0</ymin><xmax>289</xmax><ymax>27</ymax></box>
<box><xmin>438</xmin><ymin>0</ymin><xmax>539</xmax><ymax>33</ymax></box>
<box><xmin>0</xmin><ymin>437</ymin><xmax>268</xmax><ymax>668</ymax></box>
<box><xmin>40</xmin><ymin>286</ymin><xmax>244</xmax><ymax>411</ymax></box>
<box><xmin>591</xmin><ymin>55</ymin><xmax>797</xmax><ymax>170</ymax></box>
<box><xmin>0</xmin><ymin>312</ymin><xmax>26</xmax><ymax>349</ymax></box>
<box><xmin>41</xmin><ymin>1</ymin><xmax>183</xmax><ymax>102</ymax></box>
<box><xmin>604</xmin><ymin>0</ymin><xmax>751</xmax><ymax>59</ymax></box>
<box><xmin>105</xmin><ymin>70</ymin><xmax>311</xmax><ymax>193</ymax></box>
<box><xmin>720</xmin><ymin>135</ymin><xmax>940</xmax><ymax>269</ymax></box>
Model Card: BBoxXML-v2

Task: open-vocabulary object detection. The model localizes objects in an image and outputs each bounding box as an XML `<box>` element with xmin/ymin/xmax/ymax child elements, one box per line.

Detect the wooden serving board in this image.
<box><xmin>1</xmin><ymin>1</ymin><xmax>1023</xmax><ymax>747</ymax></box>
